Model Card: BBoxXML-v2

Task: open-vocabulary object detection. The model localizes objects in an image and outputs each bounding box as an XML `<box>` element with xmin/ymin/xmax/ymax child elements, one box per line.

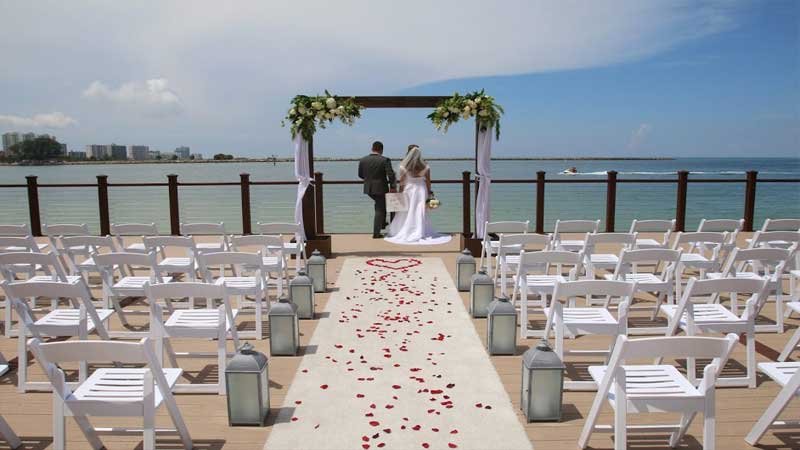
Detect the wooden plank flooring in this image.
<box><xmin>0</xmin><ymin>233</ymin><xmax>798</xmax><ymax>449</ymax></box>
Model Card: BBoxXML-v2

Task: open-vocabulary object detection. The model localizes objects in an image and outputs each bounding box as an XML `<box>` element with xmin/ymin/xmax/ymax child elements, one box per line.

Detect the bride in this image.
<box><xmin>385</xmin><ymin>145</ymin><xmax>450</xmax><ymax>245</ymax></box>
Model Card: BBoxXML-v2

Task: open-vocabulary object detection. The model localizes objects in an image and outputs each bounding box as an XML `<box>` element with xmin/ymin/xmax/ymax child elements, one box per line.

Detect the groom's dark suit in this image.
<box><xmin>358</xmin><ymin>152</ymin><xmax>397</xmax><ymax>237</ymax></box>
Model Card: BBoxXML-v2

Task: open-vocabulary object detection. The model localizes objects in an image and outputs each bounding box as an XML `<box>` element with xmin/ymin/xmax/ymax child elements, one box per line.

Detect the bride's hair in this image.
<box><xmin>400</xmin><ymin>145</ymin><xmax>426</xmax><ymax>175</ymax></box>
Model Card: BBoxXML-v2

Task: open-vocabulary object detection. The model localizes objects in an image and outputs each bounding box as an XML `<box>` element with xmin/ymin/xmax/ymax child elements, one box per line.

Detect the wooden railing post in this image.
<box><xmin>743</xmin><ymin>170</ymin><xmax>758</xmax><ymax>232</ymax></box>
<box><xmin>675</xmin><ymin>170</ymin><xmax>689</xmax><ymax>232</ymax></box>
<box><xmin>167</xmin><ymin>174</ymin><xmax>180</xmax><ymax>235</ymax></box>
<box><xmin>25</xmin><ymin>175</ymin><xmax>42</xmax><ymax>236</ymax></box>
<box><xmin>314</xmin><ymin>172</ymin><xmax>324</xmax><ymax>235</ymax></box>
<box><xmin>462</xmin><ymin>171</ymin><xmax>471</xmax><ymax>237</ymax></box>
<box><xmin>536</xmin><ymin>171</ymin><xmax>545</xmax><ymax>234</ymax></box>
<box><xmin>605</xmin><ymin>171</ymin><xmax>617</xmax><ymax>232</ymax></box>
<box><xmin>240</xmin><ymin>173</ymin><xmax>251</xmax><ymax>235</ymax></box>
<box><xmin>97</xmin><ymin>175</ymin><xmax>110</xmax><ymax>236</ymax></box>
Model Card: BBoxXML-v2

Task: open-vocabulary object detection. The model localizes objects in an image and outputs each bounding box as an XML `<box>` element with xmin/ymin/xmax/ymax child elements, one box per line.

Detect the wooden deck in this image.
<box><xmin>0</xmin><ymin>233</ymin><xmax>798</xmax><ymax>449</ymax></box>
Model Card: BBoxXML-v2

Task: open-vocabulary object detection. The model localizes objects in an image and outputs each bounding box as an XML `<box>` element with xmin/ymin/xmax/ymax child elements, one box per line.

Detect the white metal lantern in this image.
<box><xmin>225</xmin><ymin>343</ymin><xmax>269</xmax><ymax>426</ymax></box>
<box><xmin>307</xmin><ymin>249</ymin><xmax>327</xmax><ymax>293</ymax></box>
<box><xmin>289</xmin><ymin>270</ymin><xmax>315</xmax><ymax>319</ymax></box>
<box><xmin>521</xmin><ymin>339</ymin><xmax>565</xmax><ymax>422</ymax></box>
<box><xmin>470</xmin><ymin>268</ymin><xmax>495</xmax><ymax>318</ymax></box>
<box><xmin>486</xmin><ymin>296</ymin><xmax>517</xmax><ymax>355</ymax></box>
<box><xmin>269</xmin><ymin>298</ymin><xmax>299</xmax><ymax>355</ymax></box>
<box><xmin>456</xmin><ymin>249</ymin><xmax>476</xmax><ymax>291</ymax></box>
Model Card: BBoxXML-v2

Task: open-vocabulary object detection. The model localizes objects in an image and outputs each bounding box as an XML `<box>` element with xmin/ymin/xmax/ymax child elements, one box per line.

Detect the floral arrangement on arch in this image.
<box><xmin>427</xmin><ymin>89</ymin><xmax>504</xmax><ymax>140</ymax></box>
<box><xmin>282</xmin><ymin>91</ymin><xmax>363</xmax><ymax>141</ymax></box>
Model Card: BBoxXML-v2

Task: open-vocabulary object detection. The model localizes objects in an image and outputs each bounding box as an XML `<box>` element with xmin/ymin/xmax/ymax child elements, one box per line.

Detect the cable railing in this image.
<box><xmin>8</xmin><ymin>170</ymin><xmax>799</xmax><ymax>237</ymax></box>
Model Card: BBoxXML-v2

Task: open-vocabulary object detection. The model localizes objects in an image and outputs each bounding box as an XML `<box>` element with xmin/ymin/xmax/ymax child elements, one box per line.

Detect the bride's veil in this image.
<box><xmin>400</xmin><ymin>145</ymin><xmax>426</xmax><ymax>175</ymax></box>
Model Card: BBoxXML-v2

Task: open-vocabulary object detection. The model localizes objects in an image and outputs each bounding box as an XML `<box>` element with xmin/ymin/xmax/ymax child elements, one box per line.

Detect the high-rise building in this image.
<box><xmin>148</xmin><ymin>150</ymin><xmax>162</xmax><ymax>160</ymax></box>
<box><xmin>109</xmin><ymin>144</ymin><xmax>126</xmax><ymax>160</ymax></box>
<box><xmin>59</xmin><ymin>143</ymin><xmax>68</xmax><ymax>155</ymax></box>
<box><xmin>2</xmin><ymin>132</ymin><xmax>20</xmax><ymax>151</ymax></box>
<box><xmin>127</xmin><ymin>145</ymin><xmax>149</xmax><ymax>160</ymax></box>
<box><xmin>174</xmin><ymin>146</ymin><xmax>190</xmax><ymax>159</ymax></box>
<box><xmin>190</xmin><ymin>153</ymin><xmax>203</xmax><ymax>160</ymax></box>
<box><xmin>86</xmin><ymin>144</ymin><xmax>106</xmax><ymax>159</ymax></box>
<box><xmin>68</xmin><ymin>151</ymin><xmax>87</xmax><ymax>160</ymax></box>
<box><xmin>22</xmin><ymin>133</ymin><xmax>35</xmax><ymax>142</ymax></box>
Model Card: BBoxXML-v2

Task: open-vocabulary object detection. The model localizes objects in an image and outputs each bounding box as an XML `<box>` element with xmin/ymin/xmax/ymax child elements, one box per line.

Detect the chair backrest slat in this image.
<box><xmin>697</xmin><ymin>218</ymin><xmax>744</xmax><ymax>233</ymax></box>
<box><xmin>0</xmin><ymin>224</ymin><xmax>32</xmax><ymax>236</ymax></box>
<box><xmin>257</xmin><ymin>222</ymin><xmax>303</xmax><ymax>242</ymax></box>
<box><xmin>145</xmin><ymin>281</ymin><xmax>226</xmax><ymax>300</ymax></box>
<box><xmin>616</xmin><ymin>334</ymin><xmax>738</xmax><ymax>361</ymax></box>
<box><xmin>762</xmin><ymin>218</ymin><xmax>800</xmax><ymax>232</ymax></box>
<box><xmin>554</xmin><ymin>219</ymin><xmax>600</xmax><ymax>235</ymax></box>
<box><xmin>111</xmin><ymin>223</ymin><xmax>158</xmax><ymax>236</ymax></box>
<box><xmin>484</xmin><ymin>221</ymin><xmax>529</xmax><ymax>235</ymax></box>
<box><xmin>552</xmin><ymin>279</ymin><xmax>637</xmax><ymax>300</ymax></box>
<box><xmin>629</xmin><ymin>219</ymin><xmax>675</xmax><ymax>233</ymax></box>
<box><xmin>519</xmin><ymin>250</ymin><xmax>583</xmax><ymax>267</ymax></box>
<box><xmin>497</xmin><ymin>233</ymin><xmax>550</xmax><ymax>250</ymax></box>
<box><xmin>32</xmin><ymin>339</ymin><xmax>148</xmax><ymax>364</ymax></box>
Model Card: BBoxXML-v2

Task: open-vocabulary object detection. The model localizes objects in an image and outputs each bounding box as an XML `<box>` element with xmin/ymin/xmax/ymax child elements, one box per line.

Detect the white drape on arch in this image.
<box><xmin>475</xmin><ymin>126</ymin><xmax>492</xmax><ymax>239</ymax></box>
<box><xmin>293</xmin><ymin>134</ymin><xmax>311</xmax><ymax>240</ymax></box>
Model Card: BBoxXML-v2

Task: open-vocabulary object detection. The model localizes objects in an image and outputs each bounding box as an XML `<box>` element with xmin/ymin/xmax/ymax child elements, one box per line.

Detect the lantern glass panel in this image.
<box><xmin>293</xmin><ymin>286</ymin><xmax>314</xmax><ymax>319</ymax></box>
<box><xmin>458</xmin><ymin>264</ymin><xmax>476</xmax><ymax>290</ymax></box>
<box><xmin>270</xmin><ymin>316</ymin><xmax>298</xmax><ymax>355</ymax></box>
<box><xmin>260</xmin><ymin>368</ymin><xmax>270</xmax><ymax>412</ymax></box>
<box><xmin>529</xmin><ymin>369</ymin><xmax>563</xmax><ymax>420</ymax></box>
<box><xmin>227</xmin><ymin>372</ymin><xmax>261</xmax><ymax>424</ymax></box>
<box><xmin>489</xmin><ymin>315</ymin><xmax>517</xmax><ymax>354</ymax></box>
<box><xmin>471</xmin><ymin>284</ymin><xmax>494</xmax><ymax>318</ymax></box>
<box><xmin>308</xmin><ymin>264</ymin><xmax>326</xmax><ymax>292</ymax></box>
<box><xmin>521</xmin><ymin>366</ymin><xmax>531</xmax><ymax>414</ymax></box>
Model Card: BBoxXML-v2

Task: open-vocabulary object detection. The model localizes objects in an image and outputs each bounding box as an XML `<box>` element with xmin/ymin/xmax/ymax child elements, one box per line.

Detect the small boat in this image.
<box><xmin>561</xmin><ymin>166</ymin><xmax>578</xmax><ymax>175</ymax></box>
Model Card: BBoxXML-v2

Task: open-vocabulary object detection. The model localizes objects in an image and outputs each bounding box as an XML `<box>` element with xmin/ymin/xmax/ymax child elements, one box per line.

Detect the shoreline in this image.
<box><xmin>0</xmin><ymin>156</ymin><xmax>676</xmax><ymax>166</ymax></box>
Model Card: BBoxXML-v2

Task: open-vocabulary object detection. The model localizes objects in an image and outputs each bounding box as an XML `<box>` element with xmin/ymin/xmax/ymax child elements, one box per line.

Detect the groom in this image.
<box><xmin>358</xmin><ymin>141</ymin><xmax>396</xmax><ymax>238</ymax></box>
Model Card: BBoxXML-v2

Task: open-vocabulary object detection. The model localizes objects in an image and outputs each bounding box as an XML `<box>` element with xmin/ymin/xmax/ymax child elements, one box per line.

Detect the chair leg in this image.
<box><xmin>745</xmin><ymin>377</ymin><xmax>797</xmax><ymax>445</ymax></box>
<box><xmin>16</xmin><ymin>328</ymin><xmax>26</xmax><ymax>393</ymax></box>
<box><xmin>746</xmin><ymin>331</ymin><xmax>756</xmax><ymax>388</ymax></box>
<box><xmin>703</xmin><ymin>385</ymin><xmax>716</xmax><ymax>450</ymax></box>
<box><xmin>143</xmin><ymin>382</ymin><xmax>155</xmax><ymax>450</ymax></box>
<box><xmin>776</xmin><ymin>290</ymin><xmax>784</xmax><ymax>334</ymax></box>
<box><xmin>778</xmin><ymin>326</ymin><xmax>800</xmax><ymax>361</ymax></box>
<box><xmin>669</xmin><ymin>411</ymin><xmax>697</xmax><ymax>448</ymax></box>
<box><xmin>0</xmin><ymin>415</ymin><xmax>21</xmax><ymax>449</ymax></box>
<box><xmin>255</xmin><ymin>293</ymin><xmax>263</xmax><ymax>340</ymax></box>
<box><xmin>613</xmin><ymin>369</ymin><xmax>627</xmax><ymax>450</ymax></box>
<box><xmin>52</xmin><ymin>394</ymin><xmax>66</xmax><ymax>450</ymax></box>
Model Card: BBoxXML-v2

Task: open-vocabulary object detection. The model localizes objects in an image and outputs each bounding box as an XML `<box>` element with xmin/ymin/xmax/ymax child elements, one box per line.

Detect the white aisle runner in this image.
<box><xmin>264</xmin><ymin>257</ymin><xmax>532</xmax><ymax>450</ymax></box>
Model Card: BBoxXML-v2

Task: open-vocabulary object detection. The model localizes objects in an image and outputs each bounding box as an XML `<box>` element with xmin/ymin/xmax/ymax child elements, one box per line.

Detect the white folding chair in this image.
<box><xmin>672</xmin><ymin>231</ymin><xmax>731</xmax><ymax>301</ymax></box>
<box><xmin>511</xmin><ymin>250</ymin><xmax>583</xmax><ymax>339</ymax></box>
<box><xmin>604</xmin><ymin>248</ymin><xmax>682</xmax><ymax>334</ymax></box>
<box><xmin>59</xmin><ymin>235</ymin><xmax>117</xmax><ymax>283</ymax></box>
<box><xmin>760</xmin><ymin>218</ymin><xmax>800</xmax><ymax>232</ymax></box>
<box><xmin>1</xmin><ymin>279</ymin><xmax>114</xmax><ymax>392</ymax></box>
<box><xmin>479</xmin><ymin>220</ymin><xmax>529</xmax><ymax>278</ymax></box>
<box><xmin>230</xmin><ymin>234</ymin><xmax>287</xmax><ymax>298</ymax></box>
<box><xmin>0</xmin><ymin>223</ymin><xmax>48</xmax><ymax>253</ymax></box>
<box><xmin>778</xmin><ymin>272</ymin><xmax>800</xmax><ymax>361</ymax></box>
<box><xmin>582</xmin><ymin>232</ymin><xmax>637</xmax><ymax>280</ymax></box>
<box><xmin>43</xmin><ymin>223</ymin><xmax>91</xmax><ymax>273</ymax></box>
<box><xmin>629</xmin><ymin>219</ymin><xmax>674</xmax><ymax>249</ymax></box>
<box><xmin>543</xmin><ymin>279</ymin><xmax>636</xmax><ymax>390</ymax></box>
<box><xmin>143</xmin><ymin>235</ymin><xmax>198</xmax><ymax>280</ymax></box>
<box><xmin>659</xmin><ymin>277</ymin><xmax>768</xmax><ymax>388</ymax></box>
<box><xmin>257</xmin><ymin>222</ymin><xmax>307</xmax><ymax>271</ymax></box>
<box><xmin>0</xmin><ymin>252</ymin><xmax>81</xmax><ymax>337</ymax></box>
<box><xmin>94</xmin><ymin>251</ymin><xmax>173</xmax><ymax>334</ymax></box>
<box><xmin>180</xmin><ymin>222</ymin><xmax>230</xmax><ymax>252</ymax></box>
<box><xmin>0</xmin><ymin>232</ymin><xmax>47</xmax><ymax>253</ymax></box>
<box><xmin>29</xmin><ymin>338</ymin><xmax>192</xmax><ymax>450</ymax></box>
<box><xmin>697</xmin><ymin>218</ymin><xmax>744</xmax><ymax>234</ymax></box>
<box><xmin>146</xmin><ymin>282</ymin><xmax>239</xmax><ymax>394</ymax></box>
<box><xmin>494</xmin><ymin>233</ymin><xmax>550</xmax><ymax>295</ymax></box>
<box><xmin>578</xmin><ymin>334</ymin><xmax>739</xmax><ymax>450</ymax></box>
<box><xmin>197</xmin><ymin>251</ymin><xmax>269</xmax><ymax>339</ymax></box>
<box><xmin>745</xmin><ymin>361</ymin><xmax>800</xmax><ymax>445</ymax></box>
<box><xmin>707</xmin><ymin>246</ymin><xmax>794</xmax><ymax>333</ymax></box>
<box><xmin>553</xmin><ymin>219</ymin><xmax>600</xmax><ymax>252</ymax></box>
<box><xmin>0</xmin><ymin>351</ymin><xmax>21</xmax><ymax>449</ymax></box>
<box><xmin>111</xmin><ymin>222</ymin><xmax>160</xmax><ymax>254</ymax></box>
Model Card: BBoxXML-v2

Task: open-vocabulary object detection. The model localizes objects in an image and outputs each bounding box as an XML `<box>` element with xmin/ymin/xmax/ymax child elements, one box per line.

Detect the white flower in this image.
<box><xmin>294</xmin><ymin>119</ymin><xmax>303</xmax><ymax>125</ymax></box>
<box><xmin>326</xmin><ymin>97</ymin><xmax>337</xmax><ymax>109</ymax></box>
<box><xmin>289</xmin><ymin>108</ymin><xmax>296</xmax><ymax>116</ymax></box>
<box><xmin>462</xmin><ymin>112</ymin><xmax>471</xmax><ymax>120</ymax></box>
<box><xmin>475</xmin><ymin>98</ymin><xmax>481</xmax><ymax>104</ymax></box>
<box><xmin>478</xmin><ymin>109</ymin><xmax>489</xmax><ymax>117</ymax></box>
<box><xmin>337</xmin><ymin>105</ymin><xmax>345</xmax><ymax>111</ymax></box>
<box><xmin>312</xmin><ymin>101</ymin><xmax>323</xmax><ymax>110</ymax></box>
<box><xmin>443</xmin><ymin>111</ymin><xmax>449</xmax><ymax>117</ymax></box>
<box><xmin>298</xmin><ymin>106</ymin><xmax>306</xmax><ymax>115</ymax></box>
<box><xmin>463</xmin><ymin>105</ymin><xmax>471</xmax><ymax>113</ymax></box>
<box><xmin>449</xmin><ymin>107</ymin><xmax>459</xmax><ymax>113</ymax></box>
<box><xmin>325</xmin><ymin>112</ymin><xmax>332</xmax><ymax>120</ymax></box>
<box><xmin>467</xmin><ymin>100</ymin><xmax>476</xmax><ymax>109</ymax></box>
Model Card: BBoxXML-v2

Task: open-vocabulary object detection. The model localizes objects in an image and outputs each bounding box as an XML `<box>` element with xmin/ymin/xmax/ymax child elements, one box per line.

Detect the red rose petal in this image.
<box><xmin>356</xmin><ymin>394</ymin><xmax>365</xmax><ymax>398</ymax></box>
<box><xmin>422</xmin><ymin>444</ymin><xmax>429</xmax><ymax>449</ymax></box>
<box><xmin>392</xmin><ymin>385</ymin><xmax>401</xmax><ymax>389</ymax></box>
<box><xmin>449</xmin><ymin>444</ymin><xmax>458</xmax><ymax>448</ymax></box>
<box><xmin>450</xmin><ymin>429</ymin><xmax>459</xmax><ymax>434</ymax></box>
<box><xmin>362</xmin><ymin>436</ymin><xmax>370</xmax><ymax>442</ymax></box>
<box><xmin>369</xmin><ymin>421</ymin><xmax>380</xmax><ymax>427</ymax></box>
<box><xmin>362</xmin><ymin>445</ymin><xmax>370</xmax><ymax>450</ymax></box>
<box><xmin>320</xmin><ymin>384</ymin><xmax>329</xmax><ymax>390</ymax></box>
<box><xmin>295</xmin><ymin>400</ymin><xmax>302</xmax><ymax>405</ymax></box>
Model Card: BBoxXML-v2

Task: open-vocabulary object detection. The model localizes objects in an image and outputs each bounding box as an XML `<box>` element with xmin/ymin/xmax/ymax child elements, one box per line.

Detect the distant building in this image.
<box><xmin>190</xmin><ymin>153</ymin><xmax>203</xmax><ymax>160</ymax></box>
<box><xmin>174</xmin><ymin>146</ymin><xmax>190</xmax><ymax>159</ymax></box>
<box><xmin>148</xmin><ymin>150</ymin><xmax>162</xmax><ymax>160</ymax></box>
<box><xmin>68</xmin><ymin>151</ymin><xmax>87</xmax><ymax>160</ymax></box>
<box><xmin>86</xmin><ymin>144</ymin><xmax>107</xmax><ymax>159</ymax></box>
<box><xmin>59</xmin><ymin>143</ymin><xmax>68</xmax><ymax>155</ymax></box>
<box><xmin>22</xmin><ymin>132</ymin><xmax>35</xmax><ymax>142</ymax></box>
<box><xmin>109</xmin><ymin>144</ymin><xmax>127</xmax><ymax>160</ymax></box>
<box><xmin>127</xmin><ymin>145</ymin><xmax>149</xmax><ymax>160</ymax></box>
<box><xmin>2</xmin><ymin>132</ymin><xmax>20</xmax><ymax>151</ymax></box>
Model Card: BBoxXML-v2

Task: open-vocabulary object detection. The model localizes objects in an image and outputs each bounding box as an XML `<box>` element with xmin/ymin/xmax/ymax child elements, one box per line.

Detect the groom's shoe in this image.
<box><xmin>372</xmin><ymin>233</ymin><xmax>384</xmax><ymax>239</ymax></box>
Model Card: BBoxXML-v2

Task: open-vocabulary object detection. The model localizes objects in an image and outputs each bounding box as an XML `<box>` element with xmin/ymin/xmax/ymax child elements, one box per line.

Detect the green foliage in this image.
<box><xmin>213</xmin><ymin>153</ymin><xmax>234</xmax><ymax>160</ymax></box>
<box><xmin>4</xmin><ymin>136</ymin><xmax>65</xmax><ymax>161</ymax></box>
<box><xmin>281</xmin><ymin>90</ymin><xmax>363</xmax><ymax>141</ymax></box>
<box><xmin>427</xmin><ymin>89</ymin><xmax>504</xmax><ymax>140</ymax></box>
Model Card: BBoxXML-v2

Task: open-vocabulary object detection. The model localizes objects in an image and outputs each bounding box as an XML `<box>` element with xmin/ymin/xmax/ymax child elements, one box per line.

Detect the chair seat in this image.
<box><xmin>112</xmin><ymin>276</ymin><xmax>173</xmax><ymax>290</ymax></box>
<box><xmin>758</xmin><ymin>362</ymin><xmax>800</xmax><ymax>387</ymax></box>
<box><xmin>588</xmin><ymin>365</ymin><xmax>703</xmax><ymax>404</ymax></box>
<box><xmin>124</xmin><ymin>243</ymin><xmax>147</xmax><ymax>253</ymax></box>
<box><xmin>520</xmin><ymin>274</ymin><xmax>566</xmax><ymax>288</ymax></box>
<box><xmin>786</xmin><ymin>302</ymin><xmax>800</xmax><ymax>315</ymax></box>
<box><xmin>262</xmin><ymin>256</ymin><xmax>282</xmax><ymax>268</ymax></box>
<box><xmin>589</xmin><ymin>254</ymin><xmax>619</xmax><ymax>266</ymax></box>
<box><xmin>680</xmin><ymin>253</ymin><xmax>715</xmax><ymax>266</ymax></box>
<box><xmin>660</xmin><ymin>304</ymin><xmax>743</xmax><ymax>327</ymax></box>
<box><xmin>3</xmin><ymin>243</ymin><xmax>48</xmax><ymax>252</ymax></box>
<box><xmin>76</xmin><ymin>258</ymin><xmax>97</xmax><ymax>270</ymax></box>
<box><xmin>558</xmin><ymin>240</ymin><xmax>585</xmax><ymax>251</ymax></box>
<box><xmin>707</xmin><ymin>272</ymin><xmax>770</xmax><ymax>282</ymax></box>
<box><xmin>215</xmin><ymin>277</ymin><xmax>261</xmax><ymax>291</ymax></box>
<box><xmin>164</xmin><ymin>309</ymin><xmax>238</xmax><ymax>331</ymax></box>
<box><xmin>28</xmin><ymin>275</ymin><xmax>83</xmax><ymax>284</ymax></box>
<box><xmin>503</xmin><ymin>254</ymin><xmax>521</xmax><ymax>266</ymax></box>
<box><xmin>603</xmin><ymin>273</ymin><xmax>666</xmax><ymax>287</ymax></box>
<box><xmin>636</xmin><ymin>238</ymin><xmax>663</xmax><ymax>248</ymax></box>
<box><xmin>791</xmin><ymin>270</ymin><xmax>800</xmax><ymax>277</ymax></box>
<box><xmin>69</xmin><ymin>367</ymin><xmax>182</xmax><ymax>406</ymax></box>
<box><xmin>544</xmin><ymin>306</ymin><xmax>618</xmax><ymax>325</ymax></box>
<box><xmin>0</xmin><ymin>363</ymin><xmax>8</xmax><ymax>377</ymax></box>
<box><xmin>159</xmin><ymin>257</ymin><xmax>192</xmax><ymax>267</ymax></box>
<box><xmin>197</xmin><ymin>242</ymin><xmax>225</xmax><ymax>251</ymax></box>
<box><xmin>34</xmin><ymin>308</ymin><xmax>114</xmax><ymax>332</ymax></box>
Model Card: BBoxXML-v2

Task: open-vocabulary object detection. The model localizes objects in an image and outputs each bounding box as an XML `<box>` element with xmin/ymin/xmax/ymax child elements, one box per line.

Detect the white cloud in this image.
<box><xmin>82</xmin><ymin>79</ymin><xmax>182</xmax><ymax>116</ymax></box>
<box><xmin>0</xmin><ymin>112</ymin><xmax>77</xmax><ymax>129</ymax></box>
<box><xmin>628</xmin><ymin>123</ymin><xmax>653</xmax><ymax>150</ymax></box>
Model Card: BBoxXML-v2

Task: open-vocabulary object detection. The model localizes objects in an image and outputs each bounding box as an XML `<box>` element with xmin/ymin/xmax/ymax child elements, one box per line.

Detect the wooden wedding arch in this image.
<box><xmin>300</xmin><ymin>95</ymin><xmax>484</xmax><ymax>255</ymax></box>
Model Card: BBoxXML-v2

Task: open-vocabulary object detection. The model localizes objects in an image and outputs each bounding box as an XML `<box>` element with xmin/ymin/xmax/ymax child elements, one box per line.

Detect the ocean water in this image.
<box><xmin>0</xmin><ymin>158</ymin><xmax>797</xmax><ymax>234</ymax></box>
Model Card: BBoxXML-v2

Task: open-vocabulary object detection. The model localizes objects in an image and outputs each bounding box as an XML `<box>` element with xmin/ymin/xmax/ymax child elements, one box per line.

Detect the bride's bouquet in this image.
<box><xmin>426</xmin><ymin>193</ymin><xmax>440</xmax><ymax>210</ymax></box>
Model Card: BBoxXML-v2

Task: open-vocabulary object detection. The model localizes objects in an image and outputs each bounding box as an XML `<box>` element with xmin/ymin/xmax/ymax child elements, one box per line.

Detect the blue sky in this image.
<box><xmin>0</xmin><ymin>1</ymin><xmax>797</xmax><ymax>158</ymax></box>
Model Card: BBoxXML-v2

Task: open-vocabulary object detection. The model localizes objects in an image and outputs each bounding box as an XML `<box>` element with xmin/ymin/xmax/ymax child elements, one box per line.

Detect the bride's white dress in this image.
<box><xmin>385</xmin><ymin>168</ymin><xmax>451</xmax><ymax>245</ymax></box>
